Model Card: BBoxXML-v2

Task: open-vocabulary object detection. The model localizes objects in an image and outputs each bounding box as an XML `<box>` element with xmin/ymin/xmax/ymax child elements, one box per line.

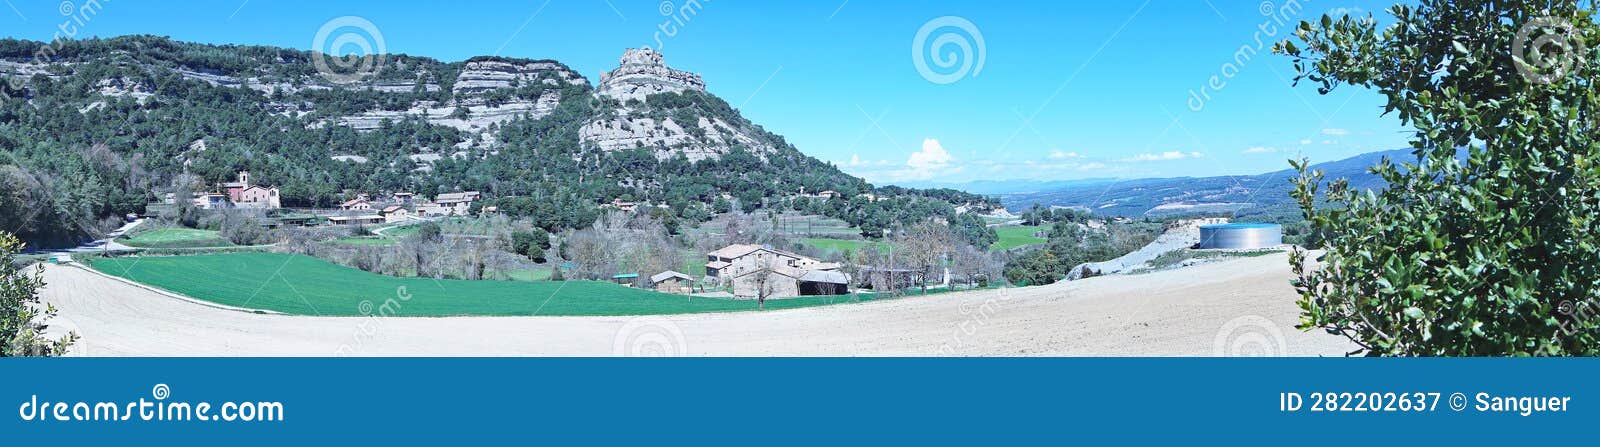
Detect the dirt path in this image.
<box><xmin>37</xmin><ymin>252</ymin><xmax>1354</xmax><ymax>356</ymax></box>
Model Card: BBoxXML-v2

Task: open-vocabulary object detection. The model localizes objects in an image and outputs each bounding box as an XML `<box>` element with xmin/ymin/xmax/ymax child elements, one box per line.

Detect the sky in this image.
<box><xmin>1</xmin><ymin>0</ymin><xmax>1414</xmax><ymax>185</ymax></box>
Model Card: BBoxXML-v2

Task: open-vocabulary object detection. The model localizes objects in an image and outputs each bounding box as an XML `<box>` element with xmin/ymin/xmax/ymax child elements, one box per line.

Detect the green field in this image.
<box><xmin>84</xmin><ymin>253</ymin><xmax>893</xmax><ymax>316</ymax></box>
<box><xmin>991</xmin><ymin>226</ymin><xmax>1048</xmax><ymax>251</ymax></box>
<box><xmin>801</xmin><ymin>238</ymin><xmax>884</xmax><ymax>255</ymax></box>
<box><xmin>117</xmin><ymin>227</ymin><xmax>233</xmax><ymax>248</ymax></box>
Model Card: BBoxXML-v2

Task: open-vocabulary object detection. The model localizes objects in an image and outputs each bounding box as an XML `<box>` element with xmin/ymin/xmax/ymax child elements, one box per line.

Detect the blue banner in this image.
<box><xmin>2</xmin><ymin>358</ymin><xmax>1594</xmax><ymax>445</ymax></box>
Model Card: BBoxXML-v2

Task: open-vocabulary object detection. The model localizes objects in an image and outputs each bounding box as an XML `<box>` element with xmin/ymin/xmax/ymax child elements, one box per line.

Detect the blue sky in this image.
<box><xmin>1</xmin><ymin>0</ymin><xmax>1412</xmax><ymax>185</ymax></box>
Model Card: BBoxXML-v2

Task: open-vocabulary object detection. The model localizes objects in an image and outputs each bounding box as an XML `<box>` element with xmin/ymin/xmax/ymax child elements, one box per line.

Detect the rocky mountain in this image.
<box><xmin>595</xmin><ymin>49</ymin><xmax>704</xmax><ymax>100</ymax></box>
<box><xmin>0</xmin><ymin>35</ymin><xmax>994</xmax><ymax>246</ymax></box>
<box><xmin>580</xmin><ymin>49</ymin><xmax>779</xmax><ymax>161</ymax></box>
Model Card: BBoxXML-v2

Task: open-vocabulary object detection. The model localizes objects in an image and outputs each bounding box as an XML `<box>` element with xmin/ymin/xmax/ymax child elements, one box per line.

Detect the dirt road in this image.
<box><xmin>36</xmin><ymin>252</ymin><xmax>1353</xmax><ymax>356</ymax></box>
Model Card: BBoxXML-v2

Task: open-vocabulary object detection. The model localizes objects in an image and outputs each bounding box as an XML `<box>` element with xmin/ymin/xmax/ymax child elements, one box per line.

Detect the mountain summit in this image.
<box><xmin>582</xmin><ymin>48</ymin><xmax>787</xmax><ymax>161</ymax></box>
<box><xmin>596</xmin><ymin>48</ymin><xmax>705</xmax><ymax>101</ymax></box>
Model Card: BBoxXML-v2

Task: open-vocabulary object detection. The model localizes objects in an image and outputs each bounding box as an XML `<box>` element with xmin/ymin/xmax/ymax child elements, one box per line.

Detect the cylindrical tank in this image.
<box><xmin>1197</xmin><ymin>223</ymin><xmax>1283</xmax><ymax>249</ymax></box>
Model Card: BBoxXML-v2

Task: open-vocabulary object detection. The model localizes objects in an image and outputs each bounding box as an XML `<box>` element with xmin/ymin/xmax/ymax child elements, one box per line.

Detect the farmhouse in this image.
<box><xmin>650</xmin><ymin>271</ymin><xmax>695</xmax><ymax>294</ymax></box>
<box><xmin>414</xmin><ymin>202</ymin><xmax>452</xmax><ymax>217</ymax></box>
<box><xmin>435</xmin><ymin>191</ymin><xmax>481</xmax><ymax>215</ymax></box>
<box><xmin>391</xmin><ymin>192</ymin><xmax>415</xmax><ymax>203</ymax></box>
<box><xmin>192</xmin><ymin>193</ymin><xmax>230</xmax><ymax>210</ymax></box>
<box><xmin>380</xmin><ymin>206</ymin><xmax>411</xmax><ymax>223</ymax></box>
<box><xmin>705</xmin><ymin>244</ymin><xmax>847</xmax><ymax>299</ymax></box>
<box><xmin>603</xmin><ymin>199</ymin><xmax>638</xmax><ymax>212</ymax></box>
<box><xmin>340</xmin><ymin>198</ymin><xmax>372</xmax><ymax>211</ymax></box>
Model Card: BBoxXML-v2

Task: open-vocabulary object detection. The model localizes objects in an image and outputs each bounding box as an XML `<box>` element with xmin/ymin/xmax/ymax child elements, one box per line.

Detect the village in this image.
<box><xmin>137</xmin><ymin>171</ymin><xmax>969</xmax><ymax>301</ymax></box>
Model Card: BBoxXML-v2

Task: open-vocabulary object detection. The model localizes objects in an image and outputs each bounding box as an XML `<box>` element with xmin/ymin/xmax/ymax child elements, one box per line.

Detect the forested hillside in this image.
<box><xmin>0</xmin><ymin>36</ymin><xmax>994</xmax><ymax>247</ymax></box>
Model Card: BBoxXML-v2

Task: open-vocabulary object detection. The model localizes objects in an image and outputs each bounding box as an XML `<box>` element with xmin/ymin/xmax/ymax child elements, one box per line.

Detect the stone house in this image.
<box><xmin>340</xmin><ymin>198</ymin><xmax>372</xmax><ymax>211</ymax></box>
<box><xmin>434</xmin><ymin>191</ymin><xmax>481</xmax><ymax>215</ymax></box>
<box><xmin>380</xmin><ymin>206</ymin><xmax>411</xmax><ymax>223</ymax></box>
<box><xmin>705</xmin><ymin>244</ymin><xmax>847</xmax><ymax>299</ymax></box>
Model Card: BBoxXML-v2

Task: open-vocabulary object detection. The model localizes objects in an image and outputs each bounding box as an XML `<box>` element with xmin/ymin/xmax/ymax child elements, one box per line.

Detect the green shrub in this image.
<box><xmin>1278</xmin><ymin>1</ymin><xmax>1599</xmax><ymax>356</ymax></box>
<box><xmin>1</xmin><ymin>232</ymin><xmax>76</xmax><ymax>356</ymax></box>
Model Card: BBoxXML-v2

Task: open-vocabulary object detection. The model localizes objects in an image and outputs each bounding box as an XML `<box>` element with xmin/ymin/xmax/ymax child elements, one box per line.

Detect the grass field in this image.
<box><xmin>801</xmin><ymin>238</ymin><xmax>886</xmax><ymax>255</ymax></box>
<box><xmin>84</xmin><ymin>253</ymin><xmax>898</xmax><ymax>316</ymax></box>
<box><xmin>117</xmin><ymin>228</ymin><xmax>233</xmax><ymax>248</ymax></box>
<box><xmin>991</xmin><ymin>226</ymin><xmax>1048</xmax><ymax>251</ymax></box>
<box><xmin>379</xmin><ymin>224</ymin><xmax>421</xmax><ymax>239</ymax></box>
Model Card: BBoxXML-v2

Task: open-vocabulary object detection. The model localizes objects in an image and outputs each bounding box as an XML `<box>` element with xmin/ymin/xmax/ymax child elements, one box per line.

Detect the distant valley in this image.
<box><xmin>979</xmin><ymin>149</ymin><xmax>1413</xmax><ymax>217</ymax></box>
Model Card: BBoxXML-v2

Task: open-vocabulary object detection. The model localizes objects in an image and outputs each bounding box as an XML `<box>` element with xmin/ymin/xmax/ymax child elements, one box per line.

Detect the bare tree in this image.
<box><xmin>950</xmin><ymin>243</ymin><xmax>996</xmax><ymax>289</ymax></box>
<box><xmin>894</xmin><ymin>221</ymin><xmax>955</xmax><ymax>293</ymax></box>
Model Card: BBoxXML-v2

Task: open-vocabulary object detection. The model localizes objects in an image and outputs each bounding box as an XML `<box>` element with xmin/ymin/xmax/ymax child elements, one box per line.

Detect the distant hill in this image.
<box><xmin>998</xmin><ymin>149</ymin><xmax>1417</xmax><ymax>217</ymax></box>
<box><xmin>893</xmin><ymin>178</ymin><xmax>1118</xmax><ymax>195</ymax></box>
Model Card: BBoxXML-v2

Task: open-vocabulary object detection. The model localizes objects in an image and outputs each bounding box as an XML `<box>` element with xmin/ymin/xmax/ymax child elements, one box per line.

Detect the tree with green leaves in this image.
<box><xmin>1277</xmin><ymin>1</ymin><xmax>1599</xmax><ymax>356</ymax></box>
<box><xmin>1</xmin><ymin>232</ymin><xmax>76</xmax><ymax>356</ymax></box>
<box><xmin>509</xmin><ymin>228</ymin><xmax>549</xmax><ymax>262</ymax></box>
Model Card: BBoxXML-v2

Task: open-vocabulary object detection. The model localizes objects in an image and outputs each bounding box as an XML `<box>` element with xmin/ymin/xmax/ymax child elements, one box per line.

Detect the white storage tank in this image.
<box><xmin>1197</xmin><ymin>223</ymin><xmax>1282</xmax><ymax>249</ymax></box>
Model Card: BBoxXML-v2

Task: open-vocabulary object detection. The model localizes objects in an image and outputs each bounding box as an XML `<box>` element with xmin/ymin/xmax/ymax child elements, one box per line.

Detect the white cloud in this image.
<box><xmin>1048</xmin><ymin>149</ymin><xmax>1082</xmax><ymax>160</ymax></box>
<box><xmin>847</xmin><ymin>154</ymin><xmax>865</xmax><ymax>167</ymax></box>
<box><xmin>1125</xmin><ymin>151</ymin><xmax>1203</xmax><ymax>162</ymax></box>
<box><xmin>1327</xmin><ymin>7</ymin><xmax>1365</xmax><ymax>16</ymax></box>
<box><xmin>1321</xmin><ymin>139</ymin><xmax>1338</xmax><ymax>145</ymax></box>
<box><xmin>1243</xmin><ymin>146</ymin><xmax>1277</xmax><ymax>154</ymax></box>
<box><xmin>1077</xmin><ymin>162</ymin><xmax>1107</xmax><ymax>171</ymax></box>
<box><xmin>907</xmin><ymin>138</ymin><xmax>954</xmax><ymax>171</ymax></box>
<box><xmin>1299</xmin><ymin>139</ymin><xmax>1313</xmax><ymax>145</ymax></box>
<box><xmin>1321</xmin><ymin>128</ymin><xmax>1350</xmax><ymax>136</ymax></box>
<box><xmin>851</xmin><ymin>138</ymin><xmax>963</xmax><ymax>182</ymax></box>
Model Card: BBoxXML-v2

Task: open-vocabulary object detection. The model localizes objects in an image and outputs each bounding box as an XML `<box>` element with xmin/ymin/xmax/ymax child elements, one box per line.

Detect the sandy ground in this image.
<box><xmin>36</xmin><ymin>252</ymin><xmax>1354</xmax><ymax>356</ymax></box>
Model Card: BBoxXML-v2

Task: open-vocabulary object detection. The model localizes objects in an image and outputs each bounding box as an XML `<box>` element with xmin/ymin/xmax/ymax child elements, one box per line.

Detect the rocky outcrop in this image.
<box><xmin>334</xmin><ymin>89</ymin><xmax>562</xmax><ymax>133</ymax></box>
<box><xmin>581</xmin><ymin>49</ymin><xmax>776</xmax><ymax>161</ymax></box>
<box><xmin>94</xmin><ymin>77</ymin><xmax>155</xmax><ymax>101</ymax></box>
<box><xmin>579</xmin><ymin>115</ymin><xmax>772</xmax><ymax>161</ymax></box>
<box><xmin>595</xmin><ymin>49</ymin><xmax>705</xmax><ymax>102</ymax></box>
<box><xmin>328</xmin><ymin>60</ymin><xmax>579</xmax><ymax>133</ymax></box>
<box><xmin>452</xmin><ymin>60</ymin><xmax>585</xmax><ymax>98</ymax></box>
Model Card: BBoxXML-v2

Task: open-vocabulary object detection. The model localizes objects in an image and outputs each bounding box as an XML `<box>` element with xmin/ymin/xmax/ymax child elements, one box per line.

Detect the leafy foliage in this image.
<box><xmin>1277</xmin><ymin>1</ymin><xmax>1600</xmax><ymax>356</ymax></box>
<box><xmin>1</xmin><ymin>232</ymin><xmax>75</xmax><ymax>356</ymax></box>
